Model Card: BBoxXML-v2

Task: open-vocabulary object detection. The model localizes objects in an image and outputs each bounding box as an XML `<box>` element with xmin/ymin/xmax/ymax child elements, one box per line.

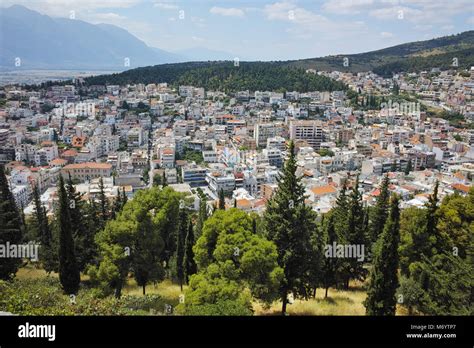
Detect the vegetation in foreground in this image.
<box><xmin>0</xmin><ymin>142</ymin><xmax>472</xmax><ymax>316</ymax></box>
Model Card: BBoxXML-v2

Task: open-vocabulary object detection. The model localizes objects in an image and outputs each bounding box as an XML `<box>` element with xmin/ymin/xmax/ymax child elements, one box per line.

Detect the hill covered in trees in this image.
<box><xmin>85</xmin><ymin>61</ymin><xmax>346</xmax><ymax>92</ymax></box>
<box><xmin>83</xmin><ymin>31</ymin><xmax>474</xmax><ymax>88</ymax></box>
<box><xmin>290</xmin><ymin>31</ymin><xmax>474</xmax><ymax>76</ymax></box>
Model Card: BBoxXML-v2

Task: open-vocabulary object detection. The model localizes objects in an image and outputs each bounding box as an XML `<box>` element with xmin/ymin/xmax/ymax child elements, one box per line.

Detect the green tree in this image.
<box><xmin>183</xmin><ymin>220</ymin><xmax>197</xmax><ymax>284</ymax></box>
<box><xmin>98</xmin><ymin>177</ymin><xmax>109</xmax><ymax>228</ymax></box>
<box><xmin>404</xmin><ymin>159</ymin><xmax>413</xmax><ymax>175</ymax></box>
<box><xmin>369</xmin><ymin>175</ymin><xmax>390</xmax><ymax>245</ymax></box>
<box><xmin>188</xmin><ymin>209</ymin><xmax>283</xmax><ymax>313</ymax></box>
<box><xmin>195</xmin><ymin>188</ymin><xmax>208</xmax><ymax>240</ymax></box>
<box><xmin>31</xmin><ymin>184</ymin><xmax>56</xmax><ymax>273</ymax></box>
<box><xmin>218</xmin><ymin>189</ymin><xmax>225</xmax><ymax>210</ymax></box>
<box><xmin>0</xmin><ymin>165</ymin><xmax>23</xmax><ymax>280</ymax></box>
<box><xmin>345</xmin><ymin>175</ymin><xmax>367</xmax><ymax>286</ymax></box>
<box><xmin>263</xmin><ymin>141</ymin><xmax>317</xmax><ymax>314</ymax></box>
<box><xmin>321</xmin><ymin>213</ymin><xmax>342</xmax><ymax>298</ymax></box>
<box><xmin>364</xmin><ymin>195</ymin><xmax>400</xmax><ymax>316</ymax></box>
<box><xmin>176</xmin><ymin>207</ymin><xmax>187</xmax><ymax>291</ymax></box>
<box><xmin>66</xmin><ymin>175</ymin><xmax>97</xmax><ymax>272</ymax></box>
<box><xmin>152</xmin><ymin>173</ymin><xmax>162</xmax><ymax>187</ymax></box>
<box><xmin>57</xmin><ymin>175</ymin><xmax>80</xmax><ymax>295</ymax></box>
<box><xmin>409</xmin><ymin>253</ymin><xmax>473</xmax><ymax>315</ymax></box>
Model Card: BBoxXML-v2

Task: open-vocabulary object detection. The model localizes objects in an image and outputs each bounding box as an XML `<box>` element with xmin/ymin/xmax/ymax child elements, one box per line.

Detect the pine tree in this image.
<box><xmin>67</xmin><ymin>175</ymin><xmax>96</xmax><ymax>272</ymax></box>
<box><xmin>391</xmin><ymin>160</ymin><xmax>397</xmax><ymax>172</ymax></box>
<box><xmin>98</xmin><ymin>176</ymin><xmax>109</xmax><ymax>227</ymax></box>
<box><xmin>345</xmin><ymin>175</ymin><xmax>367</xmax><ymax>287</ymax></box>
<box><xmin>176</xmin><ymin>207</ymin><xmax>187</xmax><ymax>291</ymax></box>
<box><xmin>183</xmin><ymin>219</ymin><xmax>197</xmax><ymax>284</ymax></box>
<box><xmin>333</xmin><ymin>180</ymin><xmax>349</xmax><ymax>237</ymax></box>
<box><xmin>263</xmin><ymin>141</ymin><xmax>317</xmax><ymax>314</ymax></box>
<box><xmin>112</xmin><ymin>190</ymin><xmax>122</xmax><ymax>219</ymax></box>
<box><xmin>369</xmin><ymin>175</ymin><xmax>390</xmax><ymax>245</ymax></box>
<box><xmin>218</xmin><ymin>189</ymin><xmax>225</xmax><ymax>210</ymax></box>
<box><xmin>364</xmin><ymin>194</ymin><xmax>400</xmax><ymax>316</ymax></box>
<box><xmin>121</xmin><ymin>188</ymin><xmax>128</xmax><ymax>206</ymax></box>
<box><xmin>404</xmin><ymin>159</ymin><xmax>412</xmax><ymax>175</ymax></box>
<box><xmin>426</xmin><ymin>180</ymin><xmax>439</xmax><ymax>239</ymax></box>
<box><xmin>57</xmin><ymin>175</ymin><xmax>80</xmax><ymax>295</ymax></box>
<box><xmin>322</xmin><ymin>213</ymin><xmax>340</xmax><ymax>298</ymax></box>
<box><xmin>0</xmin><ymin>165</ymin><xmax>23</xmax><ymax>280</ymax></box>
<box><xmin>32</xmin><ymin>184</ymin><xmax>56</xmax><ymax>273</ymax></box>
<box><xmin>195</xmin><ymin>189</ymin><xmax>208</xmax><ymax>239</ymax></box>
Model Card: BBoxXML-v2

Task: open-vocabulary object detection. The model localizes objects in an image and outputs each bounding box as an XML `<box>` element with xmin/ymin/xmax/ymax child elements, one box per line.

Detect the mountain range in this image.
<box><xmin>0</xmin><ymin>5</ymin><xmax>237</xmax><ymax>70</ymax></box>
<box><xmin>1</xmin><ymin>4</ymin><xmax>473</xmax><ymax>77</ymax></box>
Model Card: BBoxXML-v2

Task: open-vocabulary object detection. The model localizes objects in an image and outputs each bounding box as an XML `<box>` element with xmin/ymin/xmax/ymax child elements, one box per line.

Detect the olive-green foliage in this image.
<box><xmin>183</xmin><ymin>209</ymin><xmax>283</xmax><ymax>314</ymax></box>
<box><xmin>88</xmin><ymin>187</ymin><xmax>187</xmax><ymax>297</ymax></box>
<box><xmin>0</xmin><ymin>278</ymin><xmax>166</xmax><ymax>315</ymax></box>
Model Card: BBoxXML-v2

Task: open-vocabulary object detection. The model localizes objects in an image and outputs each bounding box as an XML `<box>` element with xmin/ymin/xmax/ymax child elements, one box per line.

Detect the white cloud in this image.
<box><xmin>153</xmin><ymin>1</ymin><xmax>178</xmax><ymax>10</ymax></box>
<box><xmin>191</xmin><ymin>36</ymin><xmax>205</xmax><ymax>42</ymax></box>
<box><xmin>380</xmin><ymin>31</ymin><xmax>394</xmax><ymax>38</ymax></box>
<box><xmin>210</xmin><ymin>6</ymin><xmax>245</xmax><ymax>17</ymax></box>
<box><xmin>322</xmin><ymin>0</ymin><xmax>374</xmax><ymax>14</ymax></box>
<box><xmin>91</xmin><ymin>12</ymin><xmax>126</xmax><ymax>21</ymax></box>
<box><xmin>263</xmin><ymin>1</ymin><xmax>368</xmax><ymax>40</ymax></box>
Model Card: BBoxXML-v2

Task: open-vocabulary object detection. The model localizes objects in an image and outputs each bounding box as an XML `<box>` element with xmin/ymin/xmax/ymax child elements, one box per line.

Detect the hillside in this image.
<box><xmin>83</xmin><ymin>31</ymin><xmax>474</xmax><ymax>90</ymax></box>
<box><xmin>85</xmin><ymin>61</ymin><xmax>347</xmax><ymax>92</ymax></box>
<box><xmin>289</xmin><ymin>31</ymin><xmax>474</xmax><ymax>76</ymax></box>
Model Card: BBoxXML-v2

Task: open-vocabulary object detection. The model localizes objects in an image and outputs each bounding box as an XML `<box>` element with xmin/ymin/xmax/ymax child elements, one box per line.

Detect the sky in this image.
<box><xmin>2</xmin><ymin>0</ymin><xmax>474</xmax><ymax>60</ymax></box>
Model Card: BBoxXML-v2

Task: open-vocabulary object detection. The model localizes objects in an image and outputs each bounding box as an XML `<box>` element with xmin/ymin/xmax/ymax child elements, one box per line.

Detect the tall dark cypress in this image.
<box><xmin>263</xmin><ymin>141</ymin><xmax>317</xmax><ymax>314</ymax></box>
<box><xmin>218</xmin><ymin>189</ymin><xmax>225</xmax><ymax>210</ymax></box>
<box><xmin>98</xmin><ymin>176</ymin><xmax>109</xmax><ymax>227</ymax></box>
<box><xmin>176</xmin><ymin>207</ymin><xmax>187</xmax><ymax>291</ymax></box>
<box><xmin>32</xmin><ymin>184</ymin><xmax>56</xmax><ymax>273</ymax></box>
<box><xmin>183</xmin><ymin>219</ymin><xmax>197</xmax><ymax>284</ymax></box>
<box><xmin>57</xmin><ymin>175</ymin><xmax>80</xmax><ymax>294</ymax></box>
<box><xmin>369</xmin><ymin>175</ymin><xmax>390</xmax><ymax>245</ymax></box>
<box><xmin>322</xmin><ymin>213</ymin><xmax>340</xmax><ymax>298</ymax></box>
<box><xmin>364</xmin><ymin>194</ymin><xmax>400</xmax><ymax>316</ymax></box>
<box><xmin>0</xmin><ymin>165</ymin><xmax>23</xmax><ymax>280</ymax></box>
<box><xmin>67</xmin><ymin>174</ymin><xmax>95</xmax><ymax>272</ymax></box>
<box><xmin>346</xmin><ymin>175</ymin><xmax>367</xmax><ymax>286</ymax></box>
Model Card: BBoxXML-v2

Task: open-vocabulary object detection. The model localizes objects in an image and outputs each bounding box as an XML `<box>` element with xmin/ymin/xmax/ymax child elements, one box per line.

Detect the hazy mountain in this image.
<box><xmin>173</xmin><ymin>47</ymin><xmax>240</xmax><ymax>62</ymax></box>
<box><xmin>0</xmin><ymin>5</ymin><xmax>179</xmax><ymax>70</ymax></box>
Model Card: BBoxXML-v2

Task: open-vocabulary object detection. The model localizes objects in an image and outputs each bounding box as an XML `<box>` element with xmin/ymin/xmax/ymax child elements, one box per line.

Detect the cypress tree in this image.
<box><xmin>121</xmin><ymin>188</ymin><xmax>128</xmax><ymax>206</ymax></box>
<box><xmin>67</xmin><ymin>175</ymin><xmax>96</xmax><ymax>272</ymax></box>
<box><xmin>364</xmin><ymin>194</ymin><xmax>400</xmax><ymax>316</ymax></box>
<box><xmin>176</xmin><ymin>207</ymin><xmax>187</xmax><ymax>291</ymax></box>
<box><xmin>183</xmin><ymin>219</ymin><xmax>197</xmax><ymax>284</ymax></box>
<box><xmin>369</xmin><ymin>175</ymin><xmax>390</xmax><ymax>245</ymax></box>
<box><xmin>57</xmin><ymin>175</ymin><xmax>80</xmax><ymax>294</ymax></box>
<box><xmin>195</xmin><ymin>189</ymin><xmax>208</xmax><ymax>239</ymax></box>
<box><xmin>333</xmin><ymin>180</ymin><xmax>349</xmax><ymax>236</ymax></box>
<box><xmin>263</xmin><ymin>141</ymin><xmax>317</xmax><ymax>314</ymax></box>
<box><xmin>32</xmin><ymin>184</ymin><xmax>56</xmax><ymax>273</ymax></box>
<box><xmin>345</xmin><ymin>175</ymin><xmax>367</xmax><ymax>286</ymax></box>
<box><xmin>218</xmin><ymin>189</ymin><xmax>225</xmax><ymax>210</ymax></box>
<box><xmin>404</xmin><ymin>159</ymin><xmax>412</xmax><ymax>175</ymax></box>
<box><xmin>98</xmin><ymin>176</ymin><xmax>109</xmax><ymax>227</ymax></box>
<box><xmin>0</xmin><ymin>165</ymin><xmax>23</xmax><ymax>280</ymax></box>
<box><xmin>322</xmin><ymin>213</ymin><xmax>340</xmax><ymax>298</ymax></box>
